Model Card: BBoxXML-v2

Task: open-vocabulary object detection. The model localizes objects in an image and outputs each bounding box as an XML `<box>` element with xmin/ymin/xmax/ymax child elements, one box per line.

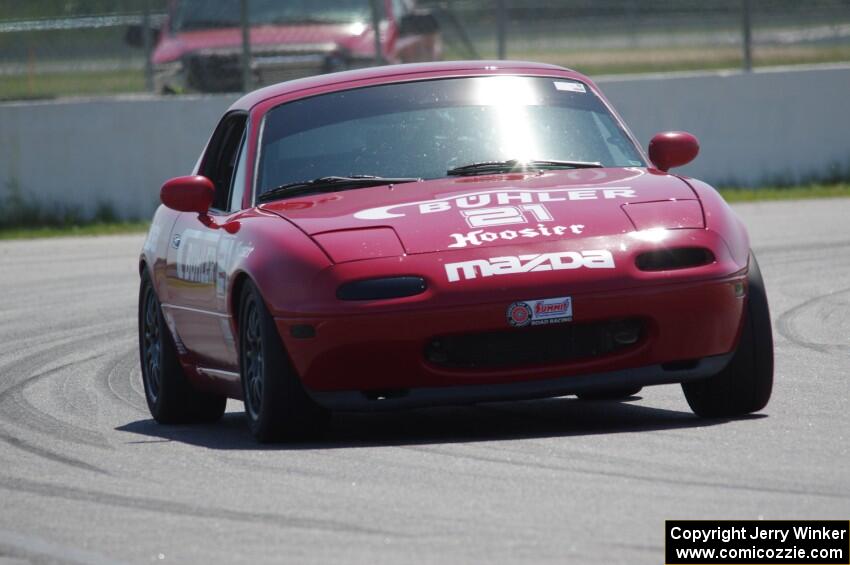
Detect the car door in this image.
<box><xmin>162</xmin><ymin>111</ymin><xmax>249</xmax><ymax>374</ymax></box>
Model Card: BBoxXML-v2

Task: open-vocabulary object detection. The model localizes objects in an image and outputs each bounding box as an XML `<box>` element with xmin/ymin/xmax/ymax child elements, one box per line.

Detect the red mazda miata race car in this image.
<box><xmin>138</xmin><ymin>61</ymin><xmax>773</xmax><ymax>441</ymax></box>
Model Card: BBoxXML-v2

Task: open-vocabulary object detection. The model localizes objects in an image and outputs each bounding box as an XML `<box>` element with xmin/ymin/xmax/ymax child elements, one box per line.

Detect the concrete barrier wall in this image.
<box><xmin>598</xmin><ymin>64</ymin><xmax>850</xmax><ymax>186</ymax></box>
<box><xmin>0</xmin><ymin>94</ymin><xmax>235</xmax><ymax>220</ymax></box>
<box><xmin>1</xmin><ymin>64</ymin><xmax>849</xmax><ymax>220</ymax></box>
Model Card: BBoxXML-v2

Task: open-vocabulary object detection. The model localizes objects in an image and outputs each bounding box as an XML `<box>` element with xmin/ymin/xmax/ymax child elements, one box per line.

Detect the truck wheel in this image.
<box><xmin>682</xmin><ymin>252</ymin><xmax>773</xmax><ymax>417</ymax></box>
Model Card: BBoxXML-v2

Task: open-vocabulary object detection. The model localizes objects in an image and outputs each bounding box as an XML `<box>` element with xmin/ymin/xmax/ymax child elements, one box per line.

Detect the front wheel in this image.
<box><xmin>238</xmin><ymin>281</ymin><xmax>329</xmax><ymax>442</ymax></box>
<box><xmin>682</xmin><ymin>252</ymin><xmax>774</xmax><ymax>417</ymax></box>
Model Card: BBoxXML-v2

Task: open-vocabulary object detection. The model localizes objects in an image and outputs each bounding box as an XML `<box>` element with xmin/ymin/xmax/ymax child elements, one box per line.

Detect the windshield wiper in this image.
<box><xmin>447</xmin><ymin>159</ymin><xmax>603</xmax><ymax>176</ymax></box>
<box><xmin>257</xmin><ymin>175</ymin><xmax>421</xmax><ymax>203</ymax></box>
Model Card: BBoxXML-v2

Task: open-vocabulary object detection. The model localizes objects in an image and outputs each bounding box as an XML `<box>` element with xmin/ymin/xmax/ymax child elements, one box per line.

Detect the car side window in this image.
<box><xmin>200</xmin><ymin>112</ymin><xmax>248</xmax><ymax>212</ymax></box>
<box><xmin>228</xmin><ymin>130</ymin><xmax>248</xmax><ymax>211</ymax></box>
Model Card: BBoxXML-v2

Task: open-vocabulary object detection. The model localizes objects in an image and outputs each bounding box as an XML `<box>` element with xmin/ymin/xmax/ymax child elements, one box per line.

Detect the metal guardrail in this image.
<box><xmin>0</xmin><ymin>13</ymin><xmax>166</xmax><ymax>33</ymax></box>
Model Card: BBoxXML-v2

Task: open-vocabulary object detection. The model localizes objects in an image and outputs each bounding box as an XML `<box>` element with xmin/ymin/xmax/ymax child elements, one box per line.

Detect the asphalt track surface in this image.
<box><xmin>0</xmin><ymin>199</ymin><xmax>847</xmax><ymax>565</ymax></box>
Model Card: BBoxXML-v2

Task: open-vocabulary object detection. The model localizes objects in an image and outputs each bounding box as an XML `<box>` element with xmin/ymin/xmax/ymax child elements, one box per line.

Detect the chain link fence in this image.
<box><xmin>433</xmin><ymin>0</ymin><xmax>850</xmax><ymax>74</ymax></box>
<box><xmin>1</xmin><ymin>0</ymin><xmax>849</xmax><ymax>101</ymax></box>
<box><xmin>0</xmin><ymin>1</ymin><xmax>159</xmax><ymax>99</ymax></box>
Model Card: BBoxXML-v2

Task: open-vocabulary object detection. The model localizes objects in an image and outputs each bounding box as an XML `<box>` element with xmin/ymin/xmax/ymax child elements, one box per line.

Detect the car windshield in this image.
<box><xmin>173</xmin><ymin>0</ymin><xmax>373</xmax><ymax>30</ymax></box>
<box><xmin>258</xmin><ymin>76</ymin><xmax>646</xmax><ymax>196</ymax></box>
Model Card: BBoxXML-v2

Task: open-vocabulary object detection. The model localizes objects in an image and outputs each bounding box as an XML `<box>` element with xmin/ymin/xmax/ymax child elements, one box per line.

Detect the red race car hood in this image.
<box><xmin>260</xmin><ymin>168</ymin><xmax>699</xmax><ymax>255</ymax></box>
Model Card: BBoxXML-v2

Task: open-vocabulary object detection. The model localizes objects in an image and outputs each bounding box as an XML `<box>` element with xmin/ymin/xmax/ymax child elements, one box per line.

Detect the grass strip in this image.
<box><xmin>0</xmin><ymin>221</ymin><xmax>149</xmax><ymax>240</ymax></box>
<box><xmin>719</xmin><ymin>183</ymin><xmax>850</xmax><ymax>202</ymax></box>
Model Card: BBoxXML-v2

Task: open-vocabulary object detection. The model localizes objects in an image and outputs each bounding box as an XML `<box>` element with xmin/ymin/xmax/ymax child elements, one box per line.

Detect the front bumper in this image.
<box><xmin>276</xmin><ymin>272</ymin><xmax>746</xmax><ymax>394</ymax></box>
<box><xmin>270</xmin><ymin>227</ymin><xmax>748</xmax><ymax>403</ymax></box>
<box><xmin>307</xmin><ymin>352</ymin><xmax>734</xmax><ymax>411</ymax></box>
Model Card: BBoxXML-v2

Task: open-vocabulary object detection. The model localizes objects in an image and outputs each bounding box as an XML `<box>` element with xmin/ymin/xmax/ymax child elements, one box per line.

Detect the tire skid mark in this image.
<box><xmin>0</xmin><ymin>324</ymin><xmax>125</xmax><ymax>379</ymax></box>
<box><xmin>406</xmin><ymin>445</ymin><xmax>850</xmax><ymax>500</ymax></box>
<box><xmin>0</xmin><ymin>329</ymin><xmax>90</xmax><ymax>366</ymax></box>
<box><xmin>127</xmin><ymin>363</ymin><xmax>145</xmax><ymax>399</ymax></box>
<box><xmin>0</xmin><ymin>432</ymin><xmax>107</xmax><ymax>475</ymax></box>
<box><xmin>0</xmin><ymin>330</ymin><xmax>130</xmax><ymax>466</ymax></box>
<box><xmin>0</xmin><ymin>475</ymin><xmax>401</xmax><ymax>538</ymax></box>
<box><xmin>776</xmin><ymin>286</ymin><xmax>850</xmax><ymax>354</ymax></box>
<box><xmin>0</xmin><ymin>324</ymin><xmax>97</xmax><ymax>355</ymax></box>
<box><xmin>98</xmin><ymin>347</ymin><xmax>147</xmax><ymax>413</ymax></box>
<box><xmin>0</xmin><ymin>355</ymin><xmax>111</xmax><ymax>448</ymax></box>
<box><xmin>60</xmin><ymin>363</ymin><xmax>102</xmax><ymax>424</ymax></box>
<box><xmin>59</xmin><ymin>337</ymin><xmax>133</xmax><ymax>426</ymax></box>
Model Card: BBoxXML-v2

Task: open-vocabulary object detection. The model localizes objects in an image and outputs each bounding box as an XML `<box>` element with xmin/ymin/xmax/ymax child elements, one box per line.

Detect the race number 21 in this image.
<box><xmin>461</xmin><ymin>204</ymin><xmax>553</xmax><ymax>228</ymax></box>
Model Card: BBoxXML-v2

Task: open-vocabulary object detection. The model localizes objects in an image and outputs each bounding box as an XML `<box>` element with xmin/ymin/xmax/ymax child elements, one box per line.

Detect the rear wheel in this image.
<box><xmin>238</xmin><ymin>281</ymin><xmax>328</xmax><ymax>442</ymax></box>
<box><xmin>577</xmin><ymin>386</ymin><xmax>642</xmax><ymax>401</ymax></box>
<box><xmin>138</xmin><ymin>272</ymin><xmax>226</xmax><ymax>424</ymax></box>
<box><xmin>682</xmin><ymin>252</ymin><xmax>773</xmax><ymax>417</ymax></box>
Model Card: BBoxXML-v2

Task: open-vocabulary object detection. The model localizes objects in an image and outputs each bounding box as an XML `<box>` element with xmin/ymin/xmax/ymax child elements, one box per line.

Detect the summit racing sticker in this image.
<box><xmin>507</xmin><ymin>296</ymin><xmax>573</xmax><ymax>327</ymax></box>
<box><xmin>445</xmin><ymin>249</ymin><xmax>614</xmax><ymax>282</ymax></box>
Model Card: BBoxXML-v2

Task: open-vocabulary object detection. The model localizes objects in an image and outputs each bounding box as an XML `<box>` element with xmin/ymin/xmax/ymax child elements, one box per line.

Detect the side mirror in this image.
<box><xmin>399</xmin><ymin>10</ymin><xmax>440</xmax><ymax>36</ymax></box>
<box><xmin>160</xmin><ymin>176</ymin><xmax>215</xmax><ymax>213</ymax></box>
<box><xmin>648</xmin><ymin>131</ymin><xmax>699</xmax><ymax>172</ymax></box>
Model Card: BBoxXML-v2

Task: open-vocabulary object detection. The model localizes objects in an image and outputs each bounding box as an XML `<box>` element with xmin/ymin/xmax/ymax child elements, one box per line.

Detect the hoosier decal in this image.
<box><xmin>448</xmin><ymin>224</ymin><xmax>585</xmax><ymax>248</ymax></box>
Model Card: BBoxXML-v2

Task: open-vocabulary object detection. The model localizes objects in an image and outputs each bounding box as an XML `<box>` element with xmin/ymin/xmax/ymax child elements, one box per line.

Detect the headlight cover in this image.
<box><xmin>313</xmin><ymin>227</ymin><xmax>404</xmax><ymax>264</ymax></box>
<box><xmin>622</xmin><ymin>199</ymin><xmax>704</xmax><ymax>231</ymax></box>
<box><xmin>635</xmin><ymin>247</ymin><xmax>715</xmax><ymax>271</ymax></box>
<box><xmin>337</xmin><ymin>277</ymin><xmax>427</xmax><ymax>301</ymax></box>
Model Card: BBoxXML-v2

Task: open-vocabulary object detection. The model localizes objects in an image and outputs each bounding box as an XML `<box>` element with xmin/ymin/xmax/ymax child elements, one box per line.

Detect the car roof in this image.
<box><xmin>229</xmin><ymin>60</ymin><xmax>586</xmax><ymax>112</ymax></box>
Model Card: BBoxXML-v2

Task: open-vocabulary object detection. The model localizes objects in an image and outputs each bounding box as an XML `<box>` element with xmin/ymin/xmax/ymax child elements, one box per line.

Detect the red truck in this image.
<box><xmin>129</xmin><ymin>0</ymin><xmax>441</xmax><ymax>93</ymax></box>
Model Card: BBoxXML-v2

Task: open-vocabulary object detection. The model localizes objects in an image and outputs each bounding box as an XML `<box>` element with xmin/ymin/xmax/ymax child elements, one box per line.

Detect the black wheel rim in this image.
<box><xmin>142</xmin><ymin>287</ymin><xmax>163</xmax><ymax>404</ymax></box>
<box><xmin>243</xmin><ymin>298</ymin><xmax>264</xmax><ymax>421</ymax></box>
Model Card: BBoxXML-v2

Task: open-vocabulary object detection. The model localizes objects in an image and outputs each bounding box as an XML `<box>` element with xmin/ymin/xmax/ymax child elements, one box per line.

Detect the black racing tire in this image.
<box><xmin>682</xmin><ymin>252</ymin><xmax>774</xmax><ymax>417</ymax></box>
<box><xmin>138</xmin><ymin>271</ymin><xmax>227</xmax><ymax>424</ymax></box>
<box><xmin>238</xmin><ymin>281</ymin><xmax>329</xmax><ymax>442</ymax></box>
<box><xmin>576</xmin><ymin>386</ymin><xmax>643</xmax><ymax>401</ymax></box>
